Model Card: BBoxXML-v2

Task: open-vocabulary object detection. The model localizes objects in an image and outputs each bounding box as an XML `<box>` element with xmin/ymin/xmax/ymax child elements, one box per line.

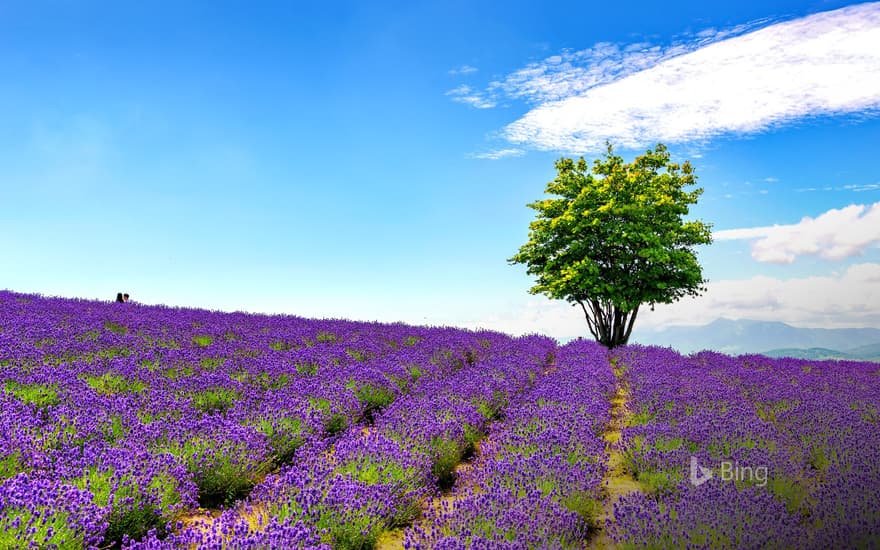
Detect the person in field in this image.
<box><xmin>123</xmin><ymin>293</ymin><xmax>130</xmax><ymax>302</ymax></box>
<box><xmin>116</xmin><ymin>292</ymin><xmax>124</xmax><ymax>303</ymax></box>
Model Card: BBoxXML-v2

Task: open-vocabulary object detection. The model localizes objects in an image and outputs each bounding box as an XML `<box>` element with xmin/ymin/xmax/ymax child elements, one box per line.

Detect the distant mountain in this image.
<box><xmin>632</xmin><ymin>318</ymin><xmax>880</xmax><ymax>356</ymax></box>
<box><xmin>844</xmin><ymin>342</ymin><xmax>880</xmax><ymax>361</ymax></box>
<box><xmin>761</xmin><ymin>347</ymin><xmax>858</xmax><ymax>361</ymax></box>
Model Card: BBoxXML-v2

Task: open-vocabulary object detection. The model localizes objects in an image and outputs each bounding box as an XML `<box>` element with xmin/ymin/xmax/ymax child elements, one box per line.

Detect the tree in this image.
<box><xmin>509</xmin><ymin>143</ymin><xmax>712</xmax><ymax>348</ymax></box>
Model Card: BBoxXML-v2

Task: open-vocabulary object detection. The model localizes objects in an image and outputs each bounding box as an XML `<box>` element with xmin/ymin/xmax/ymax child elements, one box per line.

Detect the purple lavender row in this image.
<box><xmin>126</xmin><ymin>334</ymin><xmax>556</xmax><ymax>549</ymax></box>
<box><xmin>0</xmin><ymin>291</ymin><xmax>527</xmax><ymax>548</ymax></box>
<box><xmin>608</xmin><ymin>345</ymin><xmax>880</xmax><ymax>549</ymax></box>
<box><xmin>402</xmin><ymin>339</ymin><xmax>614</xmax><ymax>549</ymax></box>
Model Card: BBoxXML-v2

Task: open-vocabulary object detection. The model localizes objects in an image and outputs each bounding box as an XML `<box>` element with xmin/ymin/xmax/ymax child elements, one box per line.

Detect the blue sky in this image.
<box><xmin>1</xmin><ymin>0</ymin><xmax>879</xmax><ymax>339</ymax></box>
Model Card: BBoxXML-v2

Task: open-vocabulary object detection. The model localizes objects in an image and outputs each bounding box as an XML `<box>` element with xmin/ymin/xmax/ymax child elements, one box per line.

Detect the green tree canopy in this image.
<box><xmin>509</xmin><ymin>143</ymin><xmax>712</xmax><ymax>348</ymax></box>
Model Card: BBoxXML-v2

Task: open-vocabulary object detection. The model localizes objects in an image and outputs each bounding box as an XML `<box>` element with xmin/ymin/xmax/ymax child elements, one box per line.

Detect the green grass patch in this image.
<box><xmin>637</xmin><ymin>469</ymin><xmax>682</xmax><ymax>495</ymax></box>
<box><xmin>269</xmin><ymin>340</ymin><xmax>293</xmax><ymax>351</ymax></box>
<box><xmin>95</xmin><ymin>346</ymin><xmax>132</xmax><ymax>361</ymax></box>
<box><xmin>346</xmin><ymin>348</ymin><xmax>371</xmax><ymax>362</ymax></box>
<box><xmin>164</xmin><ymin>365</ymin><xmax>194</xmax><ymax>381</ymax></box>
<box><xmin>474</xmin><ymin>392</ymin><xmax>507</xmax><ymax>421</ymax></box>
<box><xmin>316</xmin><ymin>331</ymin><xmax>337</xmax><ymax>343</ymax></box>
<box><xmin>627</xmin><ymin>405</ymin><xmax>655</xmax><ymax>427</ymax></box>
<box><xmin>191</xmin><ymin>335</ymin><xmax>213</xmax><ymax>347</ymax></box>
<box><xmin>101</xmin><ymin>414</ymin><xmax>127</xmax><ymax>443</ymax></box>
<box><xmin>230</xmin><ymin>369</ymin><xmax>249</xmax><ymax>383</ymax></box>
<box><xmin>309</xmin><ymin>398</ymin><xmax>349</xmax><ymax>435</ymax></box>
<box><xmin>189</xmin><ymin>387</ymin><xmax>240</xmax><ymax>415</ymax></box>
<box><xmin>0</xmin><ymin>452</ymin><xmax>23</xmax><ymax>480</ymax></box>
<box><xmin>139</xmin><ymin>358</ymin><xmax>161</xmax><ymax>371</ymax></box>
<box><xmin>83</xmin><ymin>372</ymin><xmax>147</xmax><ymax>395</ymax></box>
<box><xmin>429</xmin><ymin>437</ymin><xmax>467</xmax><ymax>489</ymax></box>
<box><xmin>103</xmin><ymin>321</ymin><xmax>128</xmax><ymax>335</ymax></box>
<box><xmin>404</xmin><ymin>335</ymin><xmax>421</xmax><ymax>347</ymax></box>
<box><xmin>254</xmin><ymin>416</ymin><xmax>305</xmax><ymax>464</ymax></box>
<box><xmin>76</xmin><ymin>329</ymin><xmax>101</xmax><ymax>342</ymax></box>
<box><xmin>255</xmin><ymin>372</ymin><xmax>291</xmax><ymax>390</ymax></box>
<box><xmin>0</xmin><ymin>507</ymin><xmax>84</xmax><ymax>549</ymax></box>
<box><xmin>807</xmin><ymin>444</ymin><xmax>835</xmax><ymax>472</ymax></box>
<box><xmin>654</xmin><ymin>436</ymin><xmax>683</xmax><ymax>452</ymax></box>
<box><xmin>352</xmin><ymin>383</ymin><xmax>396</xmax><ymax>417</ymax></box>
<box><xmin>768</xmin><ymin>476</ymin><xmax>811</xmax><ymax>515</ymax></box>
<box><xmin>3</xmin><ymin>381</ymin><xmax>59</xmax><ymax>409</ymax></box>
<box><xmin>198</xmin><ymin>356</ymin><xmax>227</xmax><ymax>370</ymax></box>
<box><xmin>296</xmin><ymin>362</ymin><xmax>319</xmax><ymax>376</ymax></box>
<box><xmin>335</xmin><ymin>454</ymin><xmax>421</xmax><ymax>526</ymax></box>
<box><xmin>408</xmin><ymin>364</ymin><xmax>424</xmax><ymax>381</ymax></box>
<box><xmin>562</xmin><ymin>491</ymin><xmax>604</xmax><ymax>529</ymax></box>
<box><xmin>34</xmin><ymin>337</ymin><xmax>55</xmax><ymax>349</ymax></box>
<box><xmin>74</xmin><ymin>467</ymin><xmax>182</xmax><ymax>544</ymax></box>
<box><xmin>154</xmin><ymin>438</ymin><xmax>265</xmax><ymax>508</ymax></box>
<box><xmin>755</xmin><ymin>400</ymin><xmax>797</xmax><ymax>423</ymax></box>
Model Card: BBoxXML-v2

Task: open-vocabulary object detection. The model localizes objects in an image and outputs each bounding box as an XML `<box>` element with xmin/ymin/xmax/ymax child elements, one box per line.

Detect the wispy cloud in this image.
<box><xmin>715</xmin><ymin>202</ymin><xmax>880</xmax><ymax>263</ymax></box>
<box><xmin>448</xmin><ymin>64</ymin><xmax>478</xmax><ymax>76</ymax></box>
<box><xmin>797</xmin><ymin>182</ymin><xmax>880</xmax><ymax>192</ymax></box>
<box><xmin>445</xmin><ymin>85</ymin><xmax>496</xmax><ymax>109</ymax></box>
<box><xmin>842</xmin><ymin>183</ymin><xmax>880</xmax><ymax>192</ymax></box>
<box><xmin>467</xmin><ymin>148</ymin><xmax>524</xmax><ymax>160</ymax></box>
<box><xmin>488</xmin><ymin>26</ymin><xmax>758</xmax><ymax>104</ymax></box>
<box><xmin>453</xmin><ymin>3</ymin><xmax>880</xmax><ymax>153</ymax></box>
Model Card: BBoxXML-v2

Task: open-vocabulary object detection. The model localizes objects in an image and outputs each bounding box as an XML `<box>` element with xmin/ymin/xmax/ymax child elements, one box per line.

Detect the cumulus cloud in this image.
<box><xmin>445</xmin><ymin>84</ymin><xmax>496</xmax><ymax>109</ymax></box>
<box><xmin>468</xmin><ymin>263</ymin><xmax>880</xmax><ymax>338</ymax></box>
<box><xmin>452</xmin><ymin>3</ymin><xmax>880</xmax><ymax>153</ymax></box>
<box><xmin>715</xmin><ymin>202</ymin><xmax>880</xmax><ymax>263</ymax></box>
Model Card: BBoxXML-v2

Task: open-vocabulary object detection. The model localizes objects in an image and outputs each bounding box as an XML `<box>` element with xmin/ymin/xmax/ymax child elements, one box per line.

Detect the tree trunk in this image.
<box><xmin>577</xmin><ymin>300</ymin><xmax>639</xmax><ymax>348</ymax></box>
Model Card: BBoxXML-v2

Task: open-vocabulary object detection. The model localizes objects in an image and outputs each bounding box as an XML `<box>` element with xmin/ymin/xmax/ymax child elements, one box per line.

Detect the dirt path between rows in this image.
<box><xmin>374</xmin><ymin>448</ymin><xmax>480</xmax><ymax>550</ymax></box>
<box><xmin>587</xmin><ymin>358</ymin><xmax>645</xmax><ymax>549</ymax></box>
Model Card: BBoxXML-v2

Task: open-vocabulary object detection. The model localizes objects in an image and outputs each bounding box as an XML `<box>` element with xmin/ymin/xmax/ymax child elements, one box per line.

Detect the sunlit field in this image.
<box><xmin>1</xmin><ymin>291</ymin><xmax>878</xmax><ymax>549</ymax></box>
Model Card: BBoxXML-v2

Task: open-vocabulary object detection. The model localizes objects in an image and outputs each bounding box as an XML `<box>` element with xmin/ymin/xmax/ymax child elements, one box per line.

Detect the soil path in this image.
<box><xmin>375</xmin><ymin>441</ymin><xmax>482</xmax><ymax>550</ymax></box>
<box><xmin>586</xmin><ymin>358</ymin><xmax>645</xmax><ymax>549</ymax></box>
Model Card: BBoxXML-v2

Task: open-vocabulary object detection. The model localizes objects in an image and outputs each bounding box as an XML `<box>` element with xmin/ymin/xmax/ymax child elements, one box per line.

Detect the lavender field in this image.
<box><xmin>0</xmin><ymin>290</ymin><xmax>878</xmax><ymax>549</ymax></box>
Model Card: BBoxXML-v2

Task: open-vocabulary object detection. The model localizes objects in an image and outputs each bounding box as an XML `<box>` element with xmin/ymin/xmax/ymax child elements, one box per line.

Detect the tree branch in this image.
<box><xmin>623</xmin><ymin>305</ymin><xmax>640</xmax><ymax>343</ymax></box>
<box><xmin>577</xmin><ymin>300</ymin><xmax>600</xmax><ymax>340</ymax></box>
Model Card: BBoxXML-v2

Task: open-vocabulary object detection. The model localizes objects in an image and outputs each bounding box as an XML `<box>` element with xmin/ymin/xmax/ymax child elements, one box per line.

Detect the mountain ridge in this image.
<box><xmin>632</xmin><ymin>318</ymin><xmax>880</xmax><ymax>358</ymax></box>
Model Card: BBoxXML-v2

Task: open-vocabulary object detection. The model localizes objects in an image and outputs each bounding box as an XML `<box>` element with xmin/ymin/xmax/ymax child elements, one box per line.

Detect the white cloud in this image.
<box><xmin>453</xmin><ymin>3</ymin><xmax>880</xmax><ymax>153</ymax></box>
<box><xmin>445</xmin><ymin>85</ymin><xmax>496</xmax><ymax>109</ymax></box>
<box><xmin>842</xmin><ymin>183</ymin><xmax>880</xmax><ymax>192</ymax></box>
<box><xmin>465</xmin><ymin>298</ymin><xmax>584</xmax><ymax>340</ymax></box>
<box><xmin>467</xmin><ymin>148</ymin><xmax>524</xmax><ymax>160</ymax></box>
<box><xmin>448</xmin><ymin>65</ymin><xmax>478</xmax><ymax>75</ymax></box>
<box><xmin>715</xmin><ymin>202</ymin><xmax>880</xmax><ymax>263</ymax></box>
<box><xmin>637</xmin><ymin>263</ymin><xmax>880</xmax><ymax>329</ymax></box>
<box><xmin>468</xmin><ymin>263</ymin><xmax>880</xmax><ymax>337</ymax></box>
<box><xmin>798</xmin><ymin>183</ymin><xmax>880</xmax><ymax>192</ymax></box>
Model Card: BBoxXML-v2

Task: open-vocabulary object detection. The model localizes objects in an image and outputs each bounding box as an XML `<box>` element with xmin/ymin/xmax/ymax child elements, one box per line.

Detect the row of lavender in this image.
<box><xmin>129</xmin><ymin>334</ymin><xmax>556</xmax><ymax>548</ymax></box>
<box><xmin>610</xmin><ymin>345</ymin><xmax>880</xmax><ymax>549</ymax></box>
<box><xmin>403</xmin><ymin>339</ymin><xmax>615</xmax><ymax>549</ymax></box>
<box><xmin>0</xmin><ymin>291</ymin><xmax>551</xmax><ymax>548</ymax></box>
